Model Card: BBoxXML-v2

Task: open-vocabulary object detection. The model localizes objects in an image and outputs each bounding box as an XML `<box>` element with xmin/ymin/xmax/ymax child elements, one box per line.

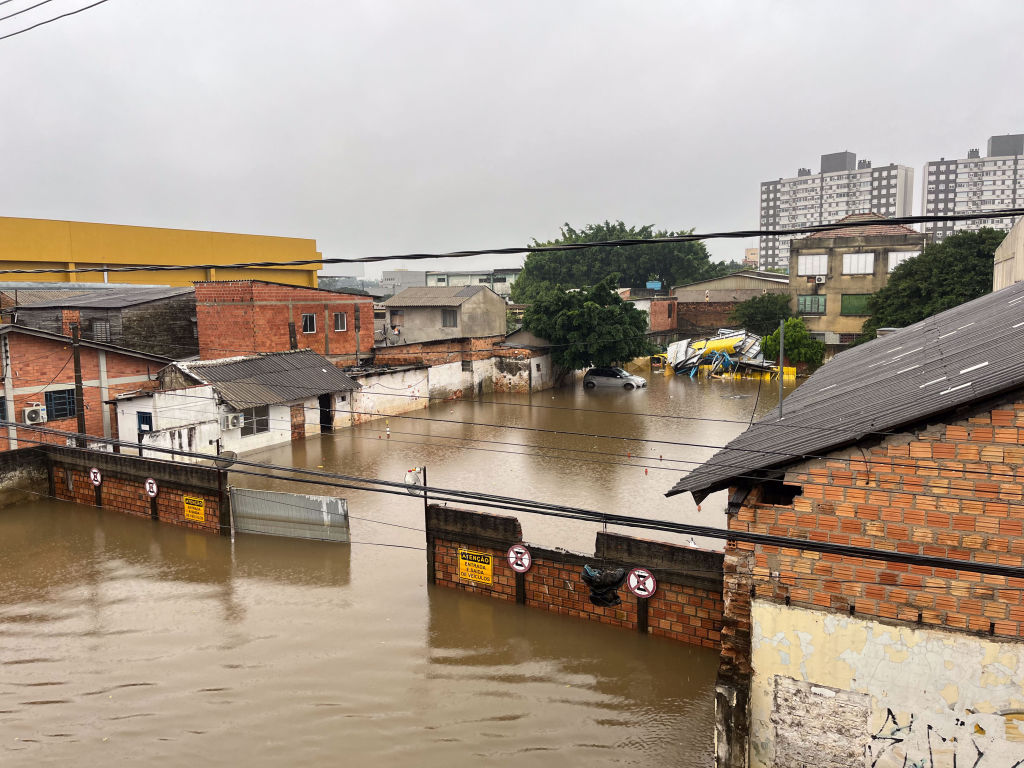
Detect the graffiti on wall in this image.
<box><xmin>868</xmin><ymin>708</ymin><xmax>1024</xmax><ymax>768</ymax></box>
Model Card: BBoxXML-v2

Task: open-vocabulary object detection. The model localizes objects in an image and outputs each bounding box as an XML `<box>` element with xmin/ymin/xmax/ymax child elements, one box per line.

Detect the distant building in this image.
<box><xmin>13</xmin><ymin>285</ymin><xmax>197</xmax><ymax>359</ymax></box>
<box><xmin>0</xmin><ymin>216</ymin><xmax>321</xmax><ymax>287</ymax></box>
<box><xmin>425</xmin><ymin>268</ymin><xmax>521</xmax><ymax>299</ymax></box>
<box><xmin>194</xmin><ymin>280</ymin><xmax>375</xmax><ymax>364</ymax></box>
<box><xmin>922</xmin><ymin>133</ymin><xmax>1024</xmax><ymax>243</ymax></box>
<box><xmin>788</xmin><ymin>213</ymin><xmax>927</xmax><ymax>351</ymax></box>
<box><xmin>380</xmin><ymin>270</ymin><xmax>427</xmax><ymax>297</ymax></box>
<box><xmin>673</xmin><ymin>270</ymin><xmax>790</xmax><ymax>304</ymax></box>
<box><xmin>379</xmin><ymin>286</ymin><xmax>507</xmax><ymax>346</ymax></box>
<box><xmin>743</xmin><ymin>248</ymin><xmax>759</xmax><ymax>268</ymax></box>
<box><xmin>759</xmin><ymin>152</ymin><xmax>915</xmax><ymax>270</ymax></box>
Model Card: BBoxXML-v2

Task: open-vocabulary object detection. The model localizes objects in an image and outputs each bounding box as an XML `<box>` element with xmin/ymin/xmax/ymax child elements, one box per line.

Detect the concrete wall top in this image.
<box><xmin>44</xmin><ymin>445</ymin><xmax>222</xmax><ymax>493</ymax></box>
<box><xmin>426</xmin><ymin>504</ymin><xmax>523</xmax><ymax>546</ymax></box>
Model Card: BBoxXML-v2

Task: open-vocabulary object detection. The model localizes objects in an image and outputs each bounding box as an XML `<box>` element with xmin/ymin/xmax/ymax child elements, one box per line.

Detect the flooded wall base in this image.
<box><xmin>425</xmin><ymin>504</ymin><xmax>724</xmax><ymax>647</ymax></box>
<box><xmin>0</xmin><ymin>447</ymin><xmax>48</xmax><ymax>508</ymax></box>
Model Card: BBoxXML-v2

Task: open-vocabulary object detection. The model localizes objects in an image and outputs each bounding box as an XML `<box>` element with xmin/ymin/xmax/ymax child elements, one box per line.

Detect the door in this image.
<box><xmin>318</xmin><ymin>393</ymin><xmax>333</xmax><ymax>432</ymax></box>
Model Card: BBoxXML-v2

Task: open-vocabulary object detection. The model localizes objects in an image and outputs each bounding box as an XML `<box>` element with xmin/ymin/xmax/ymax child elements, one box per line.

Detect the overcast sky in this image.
<box><xmin>1</xmin><ymin>0</ymin><xmax>1021</xmax><ymax>278</ymax></box>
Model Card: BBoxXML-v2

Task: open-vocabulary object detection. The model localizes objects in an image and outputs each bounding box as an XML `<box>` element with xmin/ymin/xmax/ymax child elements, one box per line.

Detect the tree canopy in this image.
<box><xmin>729</xmin><ymin>293</ymin><xmax>794</xmax><ymax>336</ymax></box>
<box><xmin>858</xmin><ymin>228</ymin><xmax>1004</xmax><ymax>342</ymax></box>
<box><xmin>511</xmin><ymin>221</ymin><xmax>731</xmax><ymax>303</ymax></box>
<box><xmin>522</xmin><ymin>276</ymin><xmax>656</xmax><ymax>370</ymax></box>
<box><xmin>763</xmin><ymin>317</ymin><xmax>824</xmax><ymax>369</ymax></box>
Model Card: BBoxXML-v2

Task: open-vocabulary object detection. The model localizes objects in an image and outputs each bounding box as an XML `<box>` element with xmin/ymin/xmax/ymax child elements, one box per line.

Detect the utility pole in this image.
<box><xmin>778</xmin><ymin>319</ymin><xmax>785</xmax><ymax>419</ymax></box>
<box><xmin>72</xmin><ymin>324</ymin><xmax>87</xmax><ymax>447</ymax></box>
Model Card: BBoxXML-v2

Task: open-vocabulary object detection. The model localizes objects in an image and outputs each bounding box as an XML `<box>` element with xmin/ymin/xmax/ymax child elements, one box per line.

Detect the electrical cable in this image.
<box><xmin>0</xmin><ymin>0</ymin><xmax>111</xmax><ymax>42</ymax></box>
<box><xmin>7</xmin><ymin>421</ymin><xmax>1024</xmax><ymax>580</ymax></box>
<box><xmin>0</xmin><ymin>208</ymin><xmax>1020</xmax><ymax>276</ymax></box>
<box><xmin>0</xmin><ymin>0</ymin><xmax>58</xmax><ymax>23</ymax></box>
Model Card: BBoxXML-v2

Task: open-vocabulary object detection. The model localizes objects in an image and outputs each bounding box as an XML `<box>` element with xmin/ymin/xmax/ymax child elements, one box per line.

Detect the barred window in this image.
<box><xmin>45</xmin><ymin>389</ymin><xmax>77</xmax><ymax>420</ymax></box>
<box><xmin>797</xmin><ymin>295</ymin><xmax>826</xmax><ymax>315</ymax></box>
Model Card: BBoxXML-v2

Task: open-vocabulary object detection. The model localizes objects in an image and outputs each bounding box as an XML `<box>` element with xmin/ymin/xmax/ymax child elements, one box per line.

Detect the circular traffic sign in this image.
<box><xmin>507</xmin><ymin>544</ymin><xmax>532</xmax><ymax>573</ymax></box>
<box><xmin>89</xmin><ymin>467</ymin><xmax>102</xmax><ymax>487</ymax></box>
<box><xmin>626</xmin><ymin>567</ymin><xmax>657</xmax><ymax>598</ymax></box>
<box><xmin>144</xmin><ymin>477</ymin><xmax>159</xmax><ymax>498</ymax></box>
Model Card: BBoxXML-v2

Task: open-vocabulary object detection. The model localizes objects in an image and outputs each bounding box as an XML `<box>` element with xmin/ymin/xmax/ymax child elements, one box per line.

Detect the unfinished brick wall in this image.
<box><xmin>426</xmin><ymin>504</ymin><xmax>723</xmax><ymax>648</ymax></box>
<box><xmin>648</xmin><ymin>298</ymin><xmax>678</xmax><ymax>333</ymax></box>
<box><xmin>676</xmin><ymin>301</ymin><xmax>740</xmax><ymax>334</ymax></box>
<box><xmin>48</xmin><ymin>447</ymin><xmax>224</xmax><ymax>533</ymax></box>
<box><xmin>194</xmin><ymin>280</ymin><xmax>374</xmax><ymax>361</ymax></box>
<box><xmin>726</xmin><ymin>394</ymin><xmax>1024</xmax><ymax>640</ymax></box>
<box><xmin>373</xmin><ymin>335</ymin><xmax>504</xmax><ymax>367</ymax></box>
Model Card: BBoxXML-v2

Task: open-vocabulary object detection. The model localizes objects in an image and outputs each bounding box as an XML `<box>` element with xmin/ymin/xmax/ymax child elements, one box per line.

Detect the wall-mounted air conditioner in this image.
<box><xmin>814</xmin><ymin>275</ymin><xmax>827</xmax><ymax>284</ymax></box>
<box><xmin>223</xmin><ymin>413</ymin><xmax>243</xmax><ymax>429</ymax></box>
<box><xmin>24</xmin><ymin>404</ymin><xmax>47</xmax><ymax>424</ymax></box>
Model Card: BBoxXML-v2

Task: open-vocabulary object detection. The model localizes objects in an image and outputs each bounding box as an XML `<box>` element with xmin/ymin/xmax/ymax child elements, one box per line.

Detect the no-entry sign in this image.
<box><xmin>144</xmin><ymin>478</ymin><xmax>158</xmax><ymax>498</ymax></box>
<box><xmin>626</xmin><ymin>567</ymin><xmax>657</xmax><ymax>598</ymax></box>
<box><xmin>507</xmin><ymin>544</ymin><xmax>532</xmax><ymax>573</ymax></box>
<box><xmin>89</xmin><ymin>467</ymin><xmax>102</xmax><ymax>487</ymax></box>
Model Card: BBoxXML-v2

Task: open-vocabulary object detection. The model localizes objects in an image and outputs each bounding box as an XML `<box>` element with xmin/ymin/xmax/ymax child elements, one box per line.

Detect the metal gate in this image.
<box><xmin>229</xmin><ymin>487</ymin><xmax>350</xmax><ymax>542</ymax></box>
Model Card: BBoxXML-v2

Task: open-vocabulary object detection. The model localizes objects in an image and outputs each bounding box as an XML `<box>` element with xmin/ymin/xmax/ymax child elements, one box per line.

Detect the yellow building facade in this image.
<box><xmin>0</xmin><ymin>217</ymin><xmax>321</xmax><ymax>287</ymax></box>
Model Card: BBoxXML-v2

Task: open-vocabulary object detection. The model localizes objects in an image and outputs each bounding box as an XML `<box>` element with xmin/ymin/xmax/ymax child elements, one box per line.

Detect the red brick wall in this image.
<box><xmin>676</xmin><ymin>301</ymin><xmax>740</xmax><ymax>333</ymax></box>
<box><xmin>194</xmin><ymin>281</ymin><xmax>374</xmax><ymax>361</ymax></box>
<box><xmin>427</xmin><ymin>505</ymin><xmax>724</xmax><ymax>648</ymax></box>
<box><xmin>373</xmin><ymin>335</ymin><xmax>505</xmax><ymax>367</ymax></box>
<box><xmin>0</xmin><ymin>331</ymin><xmax>160</xmax><ymax>452</ymax></box>
<box><xmin>726</xmin><ymin>396</ymin><xmax>1024</xmax><ymax>639</ymax></box>
<box><xmin>51</xmin><ymin>464</ymin><xmax>221</xmax><ymax>533</ymax></box>
<box><xmin>648</xmin><ymin>298</ymin><xmax>678</xmax><ymax>333</ymax></box>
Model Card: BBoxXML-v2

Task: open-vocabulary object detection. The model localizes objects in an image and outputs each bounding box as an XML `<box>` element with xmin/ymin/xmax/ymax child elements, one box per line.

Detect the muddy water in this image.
<box><xmin>0</xmin><ymin>373</ymin><xmax>787</xmax><ymax>766</ymax></box>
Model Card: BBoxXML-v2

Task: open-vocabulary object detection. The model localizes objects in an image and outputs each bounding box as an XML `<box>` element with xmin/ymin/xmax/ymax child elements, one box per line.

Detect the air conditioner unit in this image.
<box><xmin>814</xmin><ymin>275</ymin><xmax>827</xmax><ymax>284</ymax></box>
<box><xmin>223</xmin><ymin>413</ymin><xmax>243</xmax><ymax>429</ymax></box>
<box><xmin>23</xmin><ymin>404</ymin><xmax>47</xmax><ymax>424</ymax></box>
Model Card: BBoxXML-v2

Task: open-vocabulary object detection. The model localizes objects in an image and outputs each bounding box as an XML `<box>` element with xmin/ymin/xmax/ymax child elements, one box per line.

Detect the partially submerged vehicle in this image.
<box><xmin>666</xmin><ymin>329</ymin><xmax>775</xmax><ymax>377</ymax></box>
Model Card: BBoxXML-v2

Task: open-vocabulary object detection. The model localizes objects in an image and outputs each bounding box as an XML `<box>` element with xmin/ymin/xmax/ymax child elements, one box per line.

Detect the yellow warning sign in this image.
<box><xmin>183</xmin><ymin>495</ymin><xmax>206</xmax><ymax>522</ymax></box>
<box><xmin>458</xmin><ymin>549</ymin><xmax>493</xmax><ymax>585</ymax></box>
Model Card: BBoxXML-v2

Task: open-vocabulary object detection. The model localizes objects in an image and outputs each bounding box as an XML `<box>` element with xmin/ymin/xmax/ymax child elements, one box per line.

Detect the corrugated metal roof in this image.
<box><xmin>178</xmin><ymin>349</ymin><xmax>360</xmax><ymax>410</ymax></box>
<box><xmin>667</xmin><ymin>280</ymin><xmax>1024</xmax><ymax>501</ymax></box>
<box><xmin>0</xmin><ymin>288</ymin><xmax>96</xmax><ymax>305</ymax></box>
<box><xmin>16</xmin><ymin>286</ymin><xmax>193</xmax><ymax>309</ymax></box>
<box><xmin>381</xmin><ymin>285</ymin><xmax>488</xmax><ymax>307</ymax></box>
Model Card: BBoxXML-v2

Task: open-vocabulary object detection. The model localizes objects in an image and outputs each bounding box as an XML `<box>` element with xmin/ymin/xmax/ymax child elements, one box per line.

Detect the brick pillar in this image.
<box><xmin>715</xmin><ymin>543</ymin><xmax>753</xmax><ymax>768</ymax></box>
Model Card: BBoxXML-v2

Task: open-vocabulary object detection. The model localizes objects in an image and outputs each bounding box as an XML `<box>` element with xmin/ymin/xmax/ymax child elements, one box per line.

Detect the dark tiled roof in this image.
<box><xmin>16</xmin><ymin>286</ymin><xmax>193</xmax><ymax>309</ymax></box>
<box><xmin>381</xmin><ymin>285</ymin><xmax>489</xmax><ymax>307</ymax></box>
<box><xmin>806</xmin><ymin>213</ymin><xmax>922</xmax><ymax>239</ymax></box>
<box><xmin>667</xmin><ymin>280</ymin><xmax>1024</xmax><ymax>501</ymax></box>
<box><xmin>179</xmin><ymin>349</ymin><xmax>360</xmax><ymax>410</ymax></box>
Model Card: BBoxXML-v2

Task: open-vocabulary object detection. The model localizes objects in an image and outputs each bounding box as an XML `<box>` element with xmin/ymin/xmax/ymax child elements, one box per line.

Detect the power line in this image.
<box><xmin>0</xmin><ymin>0</ymin><xmax>111</xmax><ymax>43</ymax></box>
<box><xmin>0</xmin><ymin>208</ymin><xmax>1021</xmax><ymax>276</ymax></box>
<box><xmin>0</xmin><ymin>0</ymin><xmax>58</xmax><ymax>23</ymax></box>
<box><xmin>8</xmin><ymin>421</ymin><xmax>1024</xmax><ymax>580</ymax></box>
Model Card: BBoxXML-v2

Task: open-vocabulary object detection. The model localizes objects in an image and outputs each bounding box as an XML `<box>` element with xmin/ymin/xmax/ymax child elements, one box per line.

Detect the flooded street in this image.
<box><xmin>1</xmin><ymin>372</ymin><xmax>788</xmax><ymax>766</ymax></box>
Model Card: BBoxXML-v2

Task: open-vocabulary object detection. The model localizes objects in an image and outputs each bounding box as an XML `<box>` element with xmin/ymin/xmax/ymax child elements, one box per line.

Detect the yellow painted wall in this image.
<box><xmin>0</xmin><ymin>217</ymin><xmax>320</xmax><ymax>287</ymax></box>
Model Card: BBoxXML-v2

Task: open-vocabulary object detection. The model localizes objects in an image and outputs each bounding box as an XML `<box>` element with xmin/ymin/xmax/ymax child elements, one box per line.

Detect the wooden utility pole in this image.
<box><xmin>71</xmin><ymin>325</ymin><xmax>87</xmax><ymax>446</ymax></box>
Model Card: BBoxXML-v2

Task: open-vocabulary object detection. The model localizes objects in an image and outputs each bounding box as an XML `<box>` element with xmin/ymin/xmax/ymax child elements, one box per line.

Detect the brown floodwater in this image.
<box><xmin>0</xmin><ymin>371</ymin><xmax>788</xmax><ymax>766</ymax></box>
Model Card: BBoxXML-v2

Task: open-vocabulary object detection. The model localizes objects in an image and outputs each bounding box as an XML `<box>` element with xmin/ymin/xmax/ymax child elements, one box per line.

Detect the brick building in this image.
<box><xmin>194</xmin><ymin>280</ymin><xmax>374</xmax><ymax>364</ymax></box>
<box><xmin>0</xmin><ymin>325</ymin><xmax>169</xmax><ymax>451</ymax></box>
<box><xmin>668</xmin><ymin>282</ymin><xmax>1024</xmax><ymax>767</ymax></box>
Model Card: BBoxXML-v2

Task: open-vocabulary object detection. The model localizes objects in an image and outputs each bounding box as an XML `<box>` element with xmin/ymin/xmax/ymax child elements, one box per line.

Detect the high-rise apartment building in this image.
<box><xmin>758</xmin><ymin>152</ymin><xmax>915</xmax><ymax>271</ymax></box>
<box><xmin>921</xmin><ymin>134</ymin><xmax>1023</xmax><ymax>242</ymax></box>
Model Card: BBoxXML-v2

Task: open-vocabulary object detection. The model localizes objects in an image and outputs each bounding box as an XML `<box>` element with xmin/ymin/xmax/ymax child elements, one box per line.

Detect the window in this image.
<box><xmin>442</xmin><ymin>309</ymin><xmax>457</xmax><ymax>327</ymax></box>
<box><xmin>797</xmin><ymin>295</ymin><xmax>826</xmax><ymax>315</ymax></box>
<box><xmin>667</xmin><ymin>303</ymin><xmax>673</xmax><ymax>318</ymax></box>
<box><xmin>241</xmin><ymin>405</ymin><xmax>270</xmax><ymax>436</ymax></box>
<box><xmin>840</xmin><ymin>294</ymin><xmax>872</xmax><ymax>316</ymax></box>
<box><xmin>333</xmin><ymin>312</ymin><xmax>346</xmax><ymax>332</ymax></box>
<box><xmin>137</xmin><ymin>412</ymin><xmax>153</xmax><ymax>432</ymax></box>
<box><xmin>45</xmin><ymin>389</ymin><xmax>77</xmax><ymax>420</ymax></box>
<box><xmin>888</xmin><ymin>250</ymin><xmax>920</xmax><ymax>272</ymax></box>
<box><xmin>461</xmin><ymin>360</ymin><xmax>473</xmax><ymax>372</ymax></box>
<box><xmin>301</xmin><ymin>313</ymin><xmax>316</xmax><ymax>333</ymax></box>
<box><xmin>0</xmin><ymin>398</ymin><xmax>5</xmax><ymax>422</ymax></box>
<box><xmin>389</xmin><ymin>310</ymin><xmax>404</xmax><ymax>326</ymax></box>
<box><xmin>492</xmin><ymin>276</ymin><xmax>506</xmax><ymax>283</ymax></box>
<box><xmin>797</xmin><ymin>254</ymin><xmax>827</xmax><ymax>276</ymax></box>
<box><xmin>92</xmin><ymin>320</ymin><xmax>111</xmax><ymax>342</ymax></box>
<box><xmin>842</xmin><ymin>252</ymin><xmax>873</xmax><ymax>275</ymax></box>
<box><xmin>374</xmin><ymin>310</ymin><xmax>386</xmax><ymax>320</ymax></box>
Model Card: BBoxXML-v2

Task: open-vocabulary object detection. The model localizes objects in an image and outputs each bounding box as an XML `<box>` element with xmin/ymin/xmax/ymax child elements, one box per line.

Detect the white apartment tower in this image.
<box><xmin>921</xmin><ymin>134</ymin><xmax>1023</xmax><ymax>242</ymax></box>
<box><xmin>758</xmin><ymin>151</ymin><xmax>914</xmax><ymax>271</ymax></box>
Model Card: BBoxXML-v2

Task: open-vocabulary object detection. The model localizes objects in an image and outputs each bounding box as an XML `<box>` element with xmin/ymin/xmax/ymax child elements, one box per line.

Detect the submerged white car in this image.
<box><xmin>583</xmin><ymin>367</ymin><xmax>647</xmax><ymax>390</ymax></box>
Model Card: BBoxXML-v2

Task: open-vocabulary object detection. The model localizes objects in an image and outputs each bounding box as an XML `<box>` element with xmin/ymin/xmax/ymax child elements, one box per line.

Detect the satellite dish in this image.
<box><xmin>405</xmin><ymin>467</ymin><xmax>425</xmax><ymax>496</ymax></box>
<box><xmin>213</xmin><ymin>450</ymin><xmax>237</xmax><ymax>469</ymax></box>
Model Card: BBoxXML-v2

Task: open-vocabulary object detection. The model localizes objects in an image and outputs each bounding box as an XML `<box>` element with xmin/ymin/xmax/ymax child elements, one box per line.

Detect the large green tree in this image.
<box><xmin>511</xmin><ymin>221</ymin><xmax>729</xmax><ymax>303</ymax></box>
<box><xmin>858</xmin><ymin>228</ymin><xmax>1004</xmax><ymax>342</ymax></box>
<box><xmin>523</xmin><ymin>276</ymin><xmax>655</xmax><ymax>370</ymax></box>
<box><xmin>763</xmin><ymin>317</ymin><xmax>825</xmax><ymax>369</ymax></box>
<box><xmin>729</xmin><ymin>293</ymin><xmax>794</xmax><ymax>336</ymax></box>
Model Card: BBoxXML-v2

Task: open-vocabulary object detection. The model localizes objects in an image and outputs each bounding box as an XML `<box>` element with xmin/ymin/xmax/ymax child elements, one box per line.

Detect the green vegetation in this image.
<box><xmin>857</xmin><ymin>228</ymin><xmax>1004</xmax><ymax>343</ymax></box>
<box><xmin>763</xmin><ymin>317</ymin><xmax>824</xmax><ymax>369</ymax></box>
<box><xmin>511</xmin><ymin>221</ymin><xmax>733</xmax><ymax>304</ymax></box>
<box><xmin>729</xmin><ymin>293</ymin><xmax>794</xmax><ymax>336</ymax></box>
<box><xmin>523</xmin><ymin>276</ymin><xmax>655</xmax><ymax>370</ymax></box>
